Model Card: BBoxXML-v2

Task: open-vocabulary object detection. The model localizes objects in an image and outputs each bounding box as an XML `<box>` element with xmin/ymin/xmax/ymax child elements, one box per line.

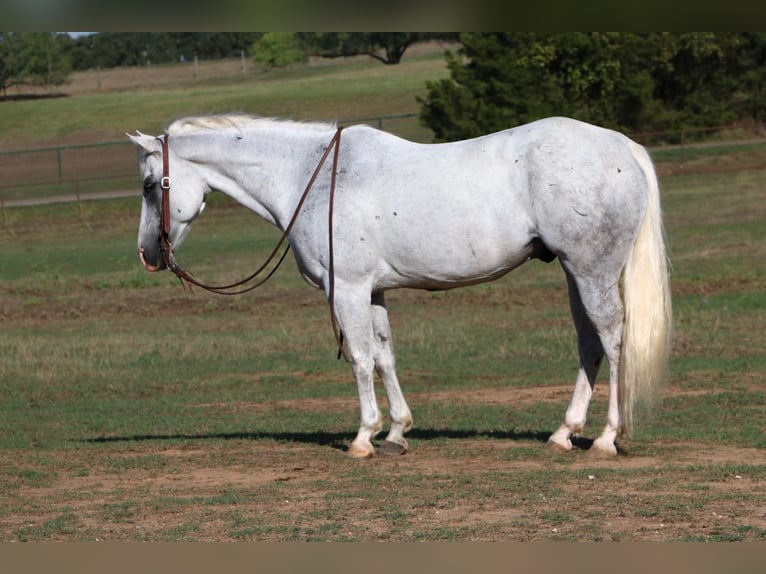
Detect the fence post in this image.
<box><xmin>0</xmin><ymin>188</ymin><xmax>14</xmax><ymax>236</ymax></box>
<box><xmin>56</xmin><ymin>147</ymin><xmax>63</xmax><ymax>187</ymax></box>
<box><xmin>75</xmin><ymin>181</ymin><xmax>91</xmax><ymax>230</ymax></box>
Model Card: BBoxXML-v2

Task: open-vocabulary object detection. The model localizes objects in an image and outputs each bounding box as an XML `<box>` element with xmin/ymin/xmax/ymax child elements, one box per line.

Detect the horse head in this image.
<box><xmin>127</xmin><ymin>131</ymin><xmax>207</xmax><ymax>272</ymax></box>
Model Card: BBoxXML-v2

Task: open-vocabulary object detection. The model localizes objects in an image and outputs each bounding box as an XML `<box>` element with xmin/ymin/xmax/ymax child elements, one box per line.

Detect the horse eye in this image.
<box><xmin>142</xmin><ymin>180</ymin><xmax>155</xmax><ymax>195</ymax></box>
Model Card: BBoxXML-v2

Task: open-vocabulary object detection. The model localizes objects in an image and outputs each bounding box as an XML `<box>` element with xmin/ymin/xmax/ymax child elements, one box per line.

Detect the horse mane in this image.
<box><xmin>166</xmin><ymin>114</ymin><xmax>336</xmax><ymax>137</ymax></box>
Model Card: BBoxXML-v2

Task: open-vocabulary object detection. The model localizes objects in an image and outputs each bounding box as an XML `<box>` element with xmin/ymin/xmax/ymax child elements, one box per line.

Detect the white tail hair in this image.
<box><xmin>620</xmin><ymin>141</ymin><xmax>673</xmax><ymax>433</ymax></box>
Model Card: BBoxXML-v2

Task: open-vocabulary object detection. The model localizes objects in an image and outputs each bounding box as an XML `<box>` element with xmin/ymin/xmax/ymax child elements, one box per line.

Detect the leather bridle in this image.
<box><xmin>155</xmin><ymin>127</ymin><xmax>346</xmax><ymax>356</ymax></box>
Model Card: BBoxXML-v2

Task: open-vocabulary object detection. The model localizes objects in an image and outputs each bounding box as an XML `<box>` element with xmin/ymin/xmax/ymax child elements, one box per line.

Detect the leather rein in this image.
<box><xmin>156</xmin><ymin>127</ymin><xmax>345</xmax><ymax>356</ymax></box>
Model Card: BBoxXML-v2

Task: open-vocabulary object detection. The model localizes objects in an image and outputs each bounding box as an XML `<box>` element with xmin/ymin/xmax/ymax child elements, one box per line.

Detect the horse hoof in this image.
<box><xmin>588</xmin><ymin>442</ymin><xmax>618</xmax><ymax>458</ymax></box>
<box><xmin>545</xmin><ymin>439</ymin><xmax>572</xmax><ymax>453</ymax></box>
<box><xmin>347</xmin><ymin>443</ymin><xmax>375</xmax><ymax>459</ymax></box>
<box><xmin>380</xmin><ymin>440</ymin><xmax>408</xmax><ymax>456</ymax></box>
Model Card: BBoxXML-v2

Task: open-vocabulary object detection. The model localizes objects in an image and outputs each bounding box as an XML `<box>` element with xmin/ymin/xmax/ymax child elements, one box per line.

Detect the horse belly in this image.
<box><xmin>373</xmin><ymin>207</ymin><xmax>534</xmax><ymax>290</ymax></box>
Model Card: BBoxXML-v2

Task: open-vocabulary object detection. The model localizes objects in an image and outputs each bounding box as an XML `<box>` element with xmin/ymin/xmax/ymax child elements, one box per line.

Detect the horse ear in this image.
<box><xmin>126</xmin><ymin>132</ymin><xmax>162</xmax><ymax>154</ymax></box>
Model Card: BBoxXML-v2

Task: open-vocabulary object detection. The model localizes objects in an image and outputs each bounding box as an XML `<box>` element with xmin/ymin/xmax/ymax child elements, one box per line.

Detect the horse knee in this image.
<box><xmin>347</xmin><ymin>350</ymin><xmax>375</xmax><ymax>374</ymax></box>
<box><xmin>373</xmin><ymin>349</ymin><xmax>395</xmax><ymax>374</ymax></box>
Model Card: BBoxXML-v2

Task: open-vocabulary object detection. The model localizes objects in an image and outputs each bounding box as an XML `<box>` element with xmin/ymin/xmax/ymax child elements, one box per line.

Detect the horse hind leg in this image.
<box><xmin>547</xmin><ymin>271</ymin><xmax>605</xmax><ymax>452</ymax></box>
<box><xmin>371</xmin><ymin>292</ymin><xmax>413</xmax><ymax>456</ymax></box>
<box><xmin>549</xmin><ymin>270</ymin><xmax>624</xmax><ymax>456</ymax></box>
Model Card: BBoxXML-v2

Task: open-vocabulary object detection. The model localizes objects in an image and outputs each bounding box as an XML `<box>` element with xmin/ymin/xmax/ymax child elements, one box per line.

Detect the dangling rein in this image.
<box><xmin>155</xmin><ymin>127</ymin><xmax>345</xmax><ymax>357</ymax></box>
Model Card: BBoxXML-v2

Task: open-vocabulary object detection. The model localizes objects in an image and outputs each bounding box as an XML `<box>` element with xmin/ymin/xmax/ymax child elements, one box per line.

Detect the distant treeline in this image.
<box><xmin>57</xmin><ymin>32</ymin><xmax>459</xmax><ymax>70</ymax></box>
<box><xmin>0</xmin><ymin>32</ymin><xmax>455</xmax><ymax>97</ymax></box>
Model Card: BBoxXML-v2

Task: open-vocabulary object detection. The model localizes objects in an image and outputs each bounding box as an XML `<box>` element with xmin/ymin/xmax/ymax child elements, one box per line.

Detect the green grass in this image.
<box><xmin>0</xmin><ymin>157</ymin><xmax>763</xmax><ymax>450</ymax></box>
<box><xmin>650</xmin><ymin>141</ymin><xmax>766</xmax><ymax>163</ymax></box>
<box><xmin>1</xmin><ymin>53</ymin><xmax>448</xmax><ymax>203</ymax></box>
<box><xmin>0</xmin><ymin>51</ymin><xmax>449</xmax><ymax>147</ymax></box>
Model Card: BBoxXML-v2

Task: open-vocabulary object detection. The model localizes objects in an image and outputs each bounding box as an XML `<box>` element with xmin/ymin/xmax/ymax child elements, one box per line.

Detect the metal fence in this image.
<box><xmin>0</xmin><ymin>141</ymin><xmax>139</xmax><ymax>203</ymax></box>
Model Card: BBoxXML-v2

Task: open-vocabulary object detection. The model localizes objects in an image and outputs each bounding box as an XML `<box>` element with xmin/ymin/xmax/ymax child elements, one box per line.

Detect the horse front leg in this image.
<box><xmin>332</xmin><ymin>284</ymin><xmax>382</xmax><ymax>458</ymax></box>
<box><xmin>371</xmin><ymin>292</ymin><xmax>413</xmax><ymax>455</ymax></box>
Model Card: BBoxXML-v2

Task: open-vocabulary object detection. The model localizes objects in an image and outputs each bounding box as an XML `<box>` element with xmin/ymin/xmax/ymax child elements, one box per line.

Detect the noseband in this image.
<box><xmin>155</xmin><ymin>127</ymin><xmax>346</xmax><ymax>356</ymax></box>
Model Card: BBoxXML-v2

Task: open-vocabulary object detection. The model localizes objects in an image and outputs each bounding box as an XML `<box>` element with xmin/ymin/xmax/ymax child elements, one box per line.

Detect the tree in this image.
<box><xmin>650</xmin><ymin>32</ymin><xmax>738</xmax><ymax>129</ymax></box>
<box><xmin>299</xmin><ymin>33</ymin><xmax>457</xmax><ymax>65</ymax></box>
<box><xmin>419</xmin><ymin>33</ymin><xmax>565</xmax><ymax>141</ymax></box>
<box><xmin>60</xmin><ymin>32</ymin><xmax>262</xmax><ymax>70</ymax></box>
<box><xmin>0</xmin><ymin>32</ymin><xmax>71</xmax><ymax>97</ymax></box>
<box><xmin>251</xmin><ymin>32</ymin><xmax>306</xmax><ymax>67</ymax></box>
<box><xmin>0</xmin><ymin>33</ymin><xmax>13</xmax><ymax>96</ymax></box>
<box><xmin>171</xmin><ymin>32</ymin><xmax>260</xmax><ymax>62</ymax></box>
<box><xmin>419</xmin><ymin>33</ymin><xmax>766</xmax><ymax>142</ymax></box>
<box><xmin>735</xmin><ymin>33</ymin><xmax>766</xmax><ymax>123</ymax></box>
<box><xmin>364</xmin><ymin>33</ymin><xmax>424</xmax><ymax>65</ymax></box>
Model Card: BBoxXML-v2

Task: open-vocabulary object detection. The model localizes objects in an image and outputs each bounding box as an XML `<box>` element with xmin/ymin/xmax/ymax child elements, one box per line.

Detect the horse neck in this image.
<box><xmin>179</xmin><ymin>126</ymin><xmax>336</xmax><ymax>230</ymax></box>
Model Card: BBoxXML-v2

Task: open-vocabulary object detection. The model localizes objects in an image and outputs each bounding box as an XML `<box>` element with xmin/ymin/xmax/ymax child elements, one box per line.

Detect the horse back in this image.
<box><xmin>309</xmin><ymin>118</ymin><xmax>649</xmax><ymax>290</ymax></box>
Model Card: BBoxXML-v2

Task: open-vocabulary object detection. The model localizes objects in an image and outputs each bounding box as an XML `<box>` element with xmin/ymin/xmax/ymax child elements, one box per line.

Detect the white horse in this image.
<box><xmin>128</xmin><ymin>114</ymin><xmax>672</xmax><ymax>458</ymax></box>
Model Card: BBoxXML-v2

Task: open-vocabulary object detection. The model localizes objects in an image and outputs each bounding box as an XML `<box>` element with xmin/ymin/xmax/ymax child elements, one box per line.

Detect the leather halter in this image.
<box><xmin>158</xmin><ymin>136</ymin><xmax>172</xmax><ymax>266</ymax></box>
<box><xmin>156</xmin><ymin>127</ymin><xmax>346</xmax><ymax>357</ymax></box>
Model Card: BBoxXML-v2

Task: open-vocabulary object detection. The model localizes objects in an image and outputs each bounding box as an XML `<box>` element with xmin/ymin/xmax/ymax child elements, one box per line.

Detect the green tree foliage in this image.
<box><xmin>419</xmin><ymin>32</ymin><xmax>766</xmax><ymax>141</ymax></box>
<box><xmin>57</xmin><ymin>32</ymin><xmax>455</xmax><ymax>71</ymax></box>
<box><xmin>61</xmin><ymin>33</ymin><xmax>261</xmax><ymax>70</ymax></box>
<box><xmin>0</xmin><ymin>32</ymin><xmax>71</xmax><ymax>96</ymax></box>
<box><xmin>736</xmin><ymin>33</ymin><xmax>766</xmax><ymax>123</ymax></box>
<box><xmin>298</xmin><ymin>33</ymin><xmax>457</xmax><ymax>64</ymax></box>
<box><xmin>251</xmin><ymin>33</ymin><xmax>306</xmax><ymax>68</ymax></box>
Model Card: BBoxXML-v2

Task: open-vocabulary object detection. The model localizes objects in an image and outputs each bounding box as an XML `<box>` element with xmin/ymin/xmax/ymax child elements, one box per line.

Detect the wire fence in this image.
<box><xmin>0</xmin><ymin>141</ymin><xmax>138</xmax><ymax>203</ymax></box>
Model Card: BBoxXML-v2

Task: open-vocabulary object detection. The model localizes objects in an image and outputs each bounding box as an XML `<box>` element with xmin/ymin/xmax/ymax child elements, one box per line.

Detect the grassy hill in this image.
<box><xmin>0</xmin><ymin>43</ymin><xmax>453</xmax><ymax>152</ymax></box>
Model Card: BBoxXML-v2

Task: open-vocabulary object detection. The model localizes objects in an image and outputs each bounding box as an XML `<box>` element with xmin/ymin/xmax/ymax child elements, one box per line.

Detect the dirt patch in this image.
<box><xmin>190</xmin><ymin>383</ymin><xmax>578</xmax><ymax>415</ymax></box>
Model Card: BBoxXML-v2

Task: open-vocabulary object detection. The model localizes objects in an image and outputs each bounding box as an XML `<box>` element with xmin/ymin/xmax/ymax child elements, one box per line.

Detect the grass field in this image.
<box><xmin>0</xmin><ymin>46</ymin><xmax>448</xmax><ymax>203</ymax></box>
<box><xmin>0</xmin><ymin>49</ymin><xmax>765</xmax><ymax>541</ymax></box>
<box><xmin>0</xmin><ymin>44</ymin><xmax>451</xmax><ymax>151</ymax></box>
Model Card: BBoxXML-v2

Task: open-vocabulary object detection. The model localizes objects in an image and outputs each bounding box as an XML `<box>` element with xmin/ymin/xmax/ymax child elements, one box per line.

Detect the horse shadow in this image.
<box><xmin>81</xmin><ymin>428</ymin><xmax>596</xmax><ymax>452</ymax></box>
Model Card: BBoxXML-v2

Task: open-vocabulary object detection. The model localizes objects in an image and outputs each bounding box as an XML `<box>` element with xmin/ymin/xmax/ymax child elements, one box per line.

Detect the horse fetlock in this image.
<box><xmin>394</xmin><ymin>413</ymin><xmax>413</xmax><ymax>434</ymax></box>
<box><xmin>348</xmin><ymin>418</ymin><xmax>382</xmax><ymax>459</ymax></box>
<box><xmin>591</xmin><ymin>426</ymin><xmax>620</xmax><ymax>456</ymax></box>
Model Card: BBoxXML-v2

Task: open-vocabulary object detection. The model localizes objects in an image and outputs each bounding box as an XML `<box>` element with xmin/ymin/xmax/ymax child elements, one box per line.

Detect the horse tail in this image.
<box><xmin>620</xmin><ymin>141</ymin><xmax>673</xmax><ymax>434</ymax></box>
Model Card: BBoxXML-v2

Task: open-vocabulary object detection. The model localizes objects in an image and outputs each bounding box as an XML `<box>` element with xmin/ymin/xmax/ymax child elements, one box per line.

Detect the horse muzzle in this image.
<box><xmin>138</xmin><ymin>246</ymin><xmax>167</xmax><ymax>272</ymax></box>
